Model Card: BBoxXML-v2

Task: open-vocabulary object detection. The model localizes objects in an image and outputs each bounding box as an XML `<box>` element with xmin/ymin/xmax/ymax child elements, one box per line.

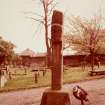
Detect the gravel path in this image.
<box><xmin>0</xmin><ymin>78</ymin><xmax>105</xmax><ymax>105</ymax></box>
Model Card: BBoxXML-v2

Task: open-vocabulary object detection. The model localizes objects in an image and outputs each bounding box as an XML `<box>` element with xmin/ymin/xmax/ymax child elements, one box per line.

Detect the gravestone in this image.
<box><xmin>40</xmin><ymin>10</ymin><xmax>71</xmax><ymax>105</ymax></box>
<box><xmin>0</xmin><ymin>70</ymin><xmax>7</xmax><ymax>88</ymax></box>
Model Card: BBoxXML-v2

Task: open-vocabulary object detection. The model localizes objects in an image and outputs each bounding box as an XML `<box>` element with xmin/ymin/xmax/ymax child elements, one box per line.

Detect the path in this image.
<box><xmin>0</xmin><ymin>78</ymin><xmax>105</xmax><ymax>105</ymax></box>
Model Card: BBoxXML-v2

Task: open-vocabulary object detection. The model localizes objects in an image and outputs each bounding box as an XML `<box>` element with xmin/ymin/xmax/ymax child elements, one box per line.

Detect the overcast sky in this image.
<box><xmin>0</xmin><ymin>0</ymin><xmax>104</xmax><ymax>53</ymax></box>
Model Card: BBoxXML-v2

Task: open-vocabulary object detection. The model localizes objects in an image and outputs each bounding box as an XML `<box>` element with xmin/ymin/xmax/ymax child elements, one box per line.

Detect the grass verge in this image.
<box><xmin>0</xmin><ymin>67</ymin><xmax>105</xmax><ymax>92</ymax></box>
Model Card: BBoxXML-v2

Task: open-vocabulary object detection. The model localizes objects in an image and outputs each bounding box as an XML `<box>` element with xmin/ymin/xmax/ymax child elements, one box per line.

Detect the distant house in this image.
<box><xmin>19</xmin><ymin>48</ymin><xmax>46</xmax><ymax>67</ymax></box>
<box><xmin>31</xmin><ymin>52</ymin><xmax>46</xmax><ymax>67</ymax></box>
<box><xmin>19</xmin><ymin>48</ymin><xmax>83</xmax><ymax>67</ymax></box>
<box><xmin>20</xmin><ymin>48</ymin><xmax>36</xmax><ymax>57</ymax></box>
<box><xmin>18</xmin><ymin>48</ymin><xmax>105</xmax><ymax>67</ymax></box>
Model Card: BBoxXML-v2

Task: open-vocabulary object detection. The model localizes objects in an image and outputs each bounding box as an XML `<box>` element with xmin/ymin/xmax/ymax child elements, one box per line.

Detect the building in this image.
<box><xmin>18</xmin><ymin>48</ymin><xmax>105</xmax><ymax>67</ymax></box>
<box><xmin>19</xmin><ymin>48</ymin><xmax>46</xmax><ymax>67</ymax></box>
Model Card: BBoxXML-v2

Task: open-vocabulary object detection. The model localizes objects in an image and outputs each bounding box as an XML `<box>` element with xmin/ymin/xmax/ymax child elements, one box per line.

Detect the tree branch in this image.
<box><xmin>26</xmin><ymin>16</ymin><xmax>45</xmax><ymax>24</ymax></box>
<box><xmin>23</xmin><ymin>11</ymin><xmax>44</xmax><ymax>18</ymax></box>
<box><xmin>48</xmin><ymin>2</ymin><xmax>58</xmax><ymax>16</ymax></box>
<box><xmin>48</xmin><ymin>0</ymin><xmax>54</xmax><ymax>5</ymax></box>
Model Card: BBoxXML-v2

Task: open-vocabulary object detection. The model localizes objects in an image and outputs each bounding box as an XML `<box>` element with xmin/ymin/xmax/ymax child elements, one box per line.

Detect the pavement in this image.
<box><xmin>0</xmin><ymin>78</ymin><xmax>105</xmax><ymax>105</ymax></box>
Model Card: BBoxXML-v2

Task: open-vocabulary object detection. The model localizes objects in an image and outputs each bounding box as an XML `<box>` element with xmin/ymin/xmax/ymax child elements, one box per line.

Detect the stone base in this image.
<box><xmin>40</xmin><ymin>88</ymin><xmax>71</xmax><ymax>105</ymax></box>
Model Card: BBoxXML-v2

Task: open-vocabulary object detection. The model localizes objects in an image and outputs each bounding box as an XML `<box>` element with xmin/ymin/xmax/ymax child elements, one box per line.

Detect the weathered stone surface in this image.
<box><xmin>51</xmin><ymin>10</ymin><xmax>63</xmax><ymax>90</ymax></box>
<box><xmin>0</xmin><ymin>75</ymin><xmax>7</xmax><ymax>88</ymax></box>
<box><xmin>40</xmin><ymin>89</ymin><xmax>71</xmax><ymax>105</ymax></box>
<box><xmin>51</xmin><ymin>10</ymin><xmax>63</xmax><ymax>43</ymax></box>
<box><xmin>40</xmin><ymin>10</ymin><xmax>71</xmax><ymax>105</ymax></box>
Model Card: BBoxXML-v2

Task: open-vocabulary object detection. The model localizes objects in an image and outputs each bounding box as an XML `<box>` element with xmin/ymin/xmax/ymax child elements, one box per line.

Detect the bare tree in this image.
<box><xmin>63</xmin><ymin>16</ymin><xmax>105</xmax><ymax>71</ymax></box>
<box><xmin>26</xmin><ymin>0</ymin><xmax>57</xmax><ymax>67</ymax></box>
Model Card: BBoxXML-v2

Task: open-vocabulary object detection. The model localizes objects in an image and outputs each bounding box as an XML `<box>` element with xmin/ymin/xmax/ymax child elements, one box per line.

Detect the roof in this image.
<box><xmin>35</xmin><ymin>52</ymin><xmax>46</xmax><ymax>57</ymax></box>
<box><xmin>63</xmin><ymin>48</ymin><xmax>77</xmax><ymax>56</ymax></box>
<box><xmin>19</xmin><ymin>49</ymin><xmax>47</xmax><ymax>57</ymax></box>
<box><xmin>19</xmin><ymin>48</ymin><xmax>36</xmax><ymax>57</ymax></box>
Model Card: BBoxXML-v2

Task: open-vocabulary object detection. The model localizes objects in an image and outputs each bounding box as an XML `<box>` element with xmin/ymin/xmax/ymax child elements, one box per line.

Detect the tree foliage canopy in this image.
<box><xmin>0</xmin><ymin>36</ymin><xmax>15</xmax><ymax>64</ymax></box>
<box><xmin>63</xmin><ymin>16</ymin><xmax>105</xmax><ymax>54</ymax></box>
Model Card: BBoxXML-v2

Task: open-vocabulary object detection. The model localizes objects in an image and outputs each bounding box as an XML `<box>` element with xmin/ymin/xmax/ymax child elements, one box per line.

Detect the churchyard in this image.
<box><xmin>0</xmin><ymin>65</ymin><xmax>105</xmax><ymax>92</ymax></box>
<box><xmin>0</xmin><ymin>5</ymin><xmax>105</xmax><ymax>105</ymax></box>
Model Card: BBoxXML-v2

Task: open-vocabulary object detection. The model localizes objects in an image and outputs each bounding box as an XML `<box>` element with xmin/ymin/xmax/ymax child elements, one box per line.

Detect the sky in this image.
<box><xmin>0</xmin><ymin>0</ymin><xmax>105</xmax><ymax>53</ymax></box>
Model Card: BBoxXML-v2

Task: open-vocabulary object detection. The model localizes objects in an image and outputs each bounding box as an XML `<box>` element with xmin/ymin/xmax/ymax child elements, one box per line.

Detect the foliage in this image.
<box><xmin>63</xmin><ymin>16</ymin><xmax>105</xmax><ymax>71</ymax></box>
<box><xmin>63</xmin><ymin>16</ymin><xmax>105</xmax><ymax>54</ymax></box>
<box><xmin>0</xmin><ymin>36</ymin><xmax>15</xmax><ymax>65</ymax></box>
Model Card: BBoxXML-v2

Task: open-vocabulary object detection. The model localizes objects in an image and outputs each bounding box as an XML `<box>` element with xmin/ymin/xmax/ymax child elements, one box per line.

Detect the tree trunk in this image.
<box><xmin>46</xmin><ymin>47</ymin><xmax>52</xmax><ymax>67</ymax></box>
<box><xmin>90</xmin><ymin>50</ymin><xmax>94</xmax><ymax>72</ymax></box>
<box><xmin>44</xmin><ymin>7</ymin><xmax>52</xmax><ymax>67</ymax></box>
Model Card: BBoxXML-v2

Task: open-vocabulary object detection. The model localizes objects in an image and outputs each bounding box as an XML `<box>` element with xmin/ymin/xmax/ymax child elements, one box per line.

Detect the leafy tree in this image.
<box><xmin>63</xmin><ymin>16</ymin><xmax>105</xmax><ymax>71</ymax></box>
<box><xmin>0</xmin><ymin>36</ymin><xmax>15</xmax><ymax>65</ymax></box>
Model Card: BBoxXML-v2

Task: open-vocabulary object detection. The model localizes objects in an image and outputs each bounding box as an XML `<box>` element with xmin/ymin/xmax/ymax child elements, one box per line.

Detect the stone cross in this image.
<box><xmin>40</xmin><ymin>10</ymin><xmax>71</xmax><ymax>105</ymax></box>
<box><xmin>51</xmin><ymin>10</ymin><xmax>63</xmax><ymax>90</ymax></box>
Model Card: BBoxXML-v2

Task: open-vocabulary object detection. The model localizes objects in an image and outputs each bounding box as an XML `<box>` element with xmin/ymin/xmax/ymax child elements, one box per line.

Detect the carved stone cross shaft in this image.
<box><xmin>51</xmin><ymin>10</ymin><xmax>63</xmax><ymax>90</ymax></box>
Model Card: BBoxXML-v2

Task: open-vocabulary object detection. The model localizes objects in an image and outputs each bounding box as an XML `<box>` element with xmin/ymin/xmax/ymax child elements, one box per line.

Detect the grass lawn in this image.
<box><xmin>0</xmin><ymin>66</ymin><xmax>105</xmax><ymax>92</ymax></box>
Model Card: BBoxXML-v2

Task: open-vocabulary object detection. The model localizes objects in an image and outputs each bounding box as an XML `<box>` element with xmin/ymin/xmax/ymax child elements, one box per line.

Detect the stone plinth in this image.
<box><xmin>40</xmin><ymin>89</ymin><xmax>71</xmax><ymax>105</ymax></box>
